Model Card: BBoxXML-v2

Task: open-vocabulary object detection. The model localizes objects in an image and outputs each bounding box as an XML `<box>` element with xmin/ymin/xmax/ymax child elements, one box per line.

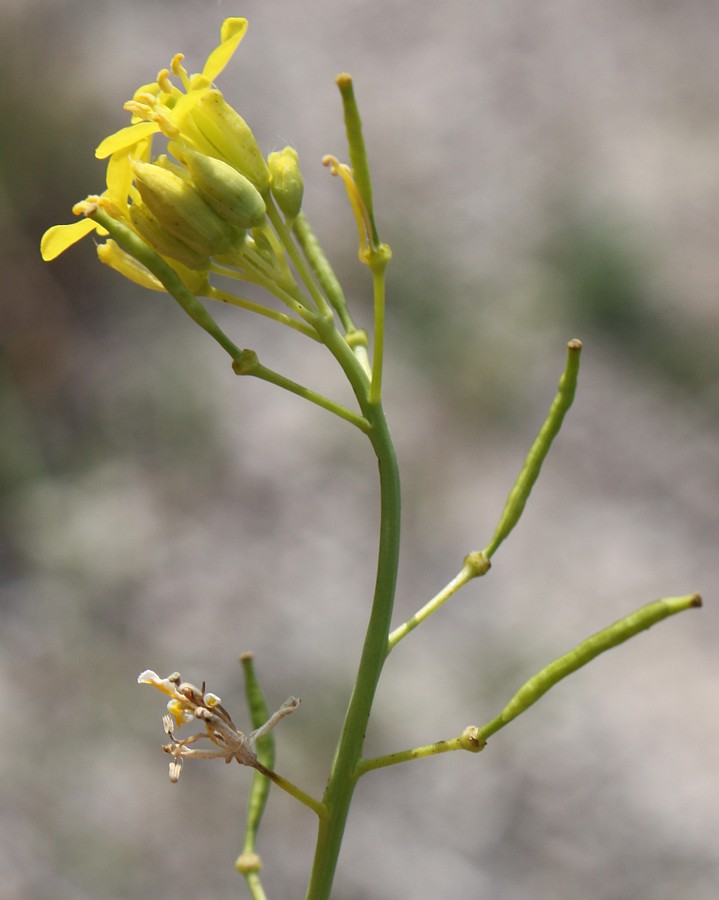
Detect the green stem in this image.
<box><xmin>89</xmin><ymin>210</ymin><xmax>244</xmax><ymax>362</ymax></box>
<box><xmin>236</xmin><ymin>654</ymin><xmax>273</xmax><ymax>898</ymax></box>
<box><xmin>206</xmin><ymin>286</ymin><xmax>320</xmax><ymax>341</ymax></box>
<box><xmin>369</xmin><ymin>263</ymin><xmax>387</xmax><ymax>405</ymax></box>
<box><xmin>305</xmin><ymin>402</ymin><xmax>401</xmax><ymax>900</ymax></box>
<box><xmin>233</xmin><ymin>352</ymin><xmax>370</xmax><ymax>432</ymax></box>
<box><xmin>261</xmin><ymin>768</ymin><xmax>328</xmax><ymax>820</ymax></box>
<box><xmin>242</xmin><ymin>872</ymin><xmax>268</xmax><ymax>900</ymax></box>
<box><xmin>387</xmin><ymin>553</ymin><xmax>490</xmax><ymax>652</ymax></box>
<box><xmin>484</xmin><ymin>339</ymin><xmax>582</xmax><ymax>560</ymax></box>
<box><xmin>357</xmin><ymin>728</ymin><xmax>484</xmax><ymax>776</ymax></box>
<box><xmin>266</xmin><ymin>197</ymin><xmax>334</xmax><ymax>318</ymax></box>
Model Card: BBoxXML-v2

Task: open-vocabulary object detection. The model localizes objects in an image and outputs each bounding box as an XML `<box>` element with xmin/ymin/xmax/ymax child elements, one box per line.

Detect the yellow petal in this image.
<box><xmin>40</xmin><ymin>219</ymin><xmax>97</xmax><ymax>260</ymax></box>
<box><xmin>202</xmin><ymin>17</ymin><xmax>248</xmax><ymax>83</ymax></box>
<box><xmin>97</xmin><ymin>240</ymin><xmax>166</xmax><ymax>292</ymax></box>
<box><xmin>96</xmin><ymin>121</ymin><xmax>159</xmax><ymax>159</ymax></box>
<box><xmin>105</xmin><ymin>138</ymin><xmax>151</xmax><ymax>203</ymax></box>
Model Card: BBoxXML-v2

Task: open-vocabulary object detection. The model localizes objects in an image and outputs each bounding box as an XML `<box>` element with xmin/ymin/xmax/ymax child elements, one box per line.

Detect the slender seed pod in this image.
<box><xmin>499</xmin><ymin>594</ymin><xmax>702</xmax><ymax>726</ymax></box>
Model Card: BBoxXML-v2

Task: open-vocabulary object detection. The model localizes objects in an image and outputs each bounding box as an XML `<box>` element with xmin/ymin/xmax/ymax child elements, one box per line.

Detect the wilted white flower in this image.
<box><xmin>138</xmin><ymin>669</ymin><xmax>299</xmax><ymax>783</ymax></box>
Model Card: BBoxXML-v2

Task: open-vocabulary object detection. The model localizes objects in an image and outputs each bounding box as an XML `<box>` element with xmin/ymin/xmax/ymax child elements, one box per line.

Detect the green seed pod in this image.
<box><xmin>181</xmin><ymin>146</ymin><xmax>266</xmax><ymax>229</ymax></box>
<box><xmin>268</xmin><ymin>146</ymin><xmax>304</xmax><ymax>220</ymax></box>
<box><xmin>188</xmin><ymin>90</ymin><xmax>271</xmax><ymax>194</ymax></box>
<box><xmin>129</xmin><ymin>201</ymin><xmax>210</xmax><ymax>270</ymax></box>
<box><xmin>131</xmin><ymin>160</ymin><xmax>240</xmax><ymax>257</ymax></box>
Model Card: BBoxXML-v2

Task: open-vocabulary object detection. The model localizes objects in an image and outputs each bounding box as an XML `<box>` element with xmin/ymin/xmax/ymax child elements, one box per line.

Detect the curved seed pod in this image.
<box><xmin>499</xmin><ymin>594</ymin><xmax>702</xmax><ymax>726</ymax></box>
<box><xmin>181</xmin><ymin>146</ymin><xmax>266</xmax><ymax>229</ymax></box>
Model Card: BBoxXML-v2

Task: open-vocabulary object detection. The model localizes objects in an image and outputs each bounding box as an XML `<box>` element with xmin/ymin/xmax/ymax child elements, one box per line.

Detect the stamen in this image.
<box><xmin>170</xmin><ymin>53</ymin><xmax>192</xmax><ymax>91</ymax></box>
<box><xmin>72</xmin><ymin>197</ymin><xmax>101</xmax><ymax>217</ymax></box>
<box><xmin>124</xmin><ymin>100</ymin><xmax>154</xmax><ymax>120</ymax></box>
<box><xmin>154</xmin><ymin>113</ymin><xmax>180</xmax><ymax>139</ymax></box>
<box><xmin>157</xmin><ymin>68</ymin><xmax>174</xmax><ymax>93</ymax></box>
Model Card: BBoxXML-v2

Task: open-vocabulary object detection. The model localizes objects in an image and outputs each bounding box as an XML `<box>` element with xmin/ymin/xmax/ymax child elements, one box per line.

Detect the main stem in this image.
<box><xmin>305</xmin><ymin>403</ymin><xmax>400</xmax><ymax>899</ymax></box>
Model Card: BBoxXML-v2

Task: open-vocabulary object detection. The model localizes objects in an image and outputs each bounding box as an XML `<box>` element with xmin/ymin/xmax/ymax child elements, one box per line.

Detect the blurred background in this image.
<box><xmin>2</xmin><ymin>0</ymin><xmax>718</xmax><ymax>897</ymax></box>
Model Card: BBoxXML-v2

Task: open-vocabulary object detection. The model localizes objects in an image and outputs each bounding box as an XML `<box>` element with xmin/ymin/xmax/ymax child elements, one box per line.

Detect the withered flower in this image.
<box><xmin>138</xmin><ymin>670</ymin><xmax>299</xmax><ymax>783</ymax></box>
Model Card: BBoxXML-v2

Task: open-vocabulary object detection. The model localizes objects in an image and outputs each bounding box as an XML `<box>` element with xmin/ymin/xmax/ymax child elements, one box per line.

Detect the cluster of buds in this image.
<box><xmin>138</xmin><ymin>670</ymin><xmax>300</xmax><ymax>783</ymax></box>
<box><xmin>41</xmin><ymin>18</ymin><xmax>304</xmax><ymax>295</ymax></box>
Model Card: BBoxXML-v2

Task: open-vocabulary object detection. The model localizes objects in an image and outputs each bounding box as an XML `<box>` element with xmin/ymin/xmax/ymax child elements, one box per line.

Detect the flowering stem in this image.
<box><xmin>305</xmin><ymin>399</ymin><xmax>401</xmax><ymax>900</ymax></box>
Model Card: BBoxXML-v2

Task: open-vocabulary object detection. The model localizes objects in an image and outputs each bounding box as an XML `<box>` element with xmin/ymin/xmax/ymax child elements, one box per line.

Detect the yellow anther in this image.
<box><xmin>157</xmin><ymin>68</ymin><xmax>174</xmax><ymax>93</ymax></box>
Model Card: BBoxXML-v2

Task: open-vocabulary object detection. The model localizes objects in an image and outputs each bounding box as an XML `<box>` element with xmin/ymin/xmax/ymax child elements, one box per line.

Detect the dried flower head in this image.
<box><xmin>138</xmin><ymin>669</ymin><xmax>299</xmax><ymax>783</ymax></box>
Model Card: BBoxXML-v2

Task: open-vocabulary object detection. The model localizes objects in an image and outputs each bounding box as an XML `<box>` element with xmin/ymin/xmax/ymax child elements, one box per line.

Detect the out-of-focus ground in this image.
<box><xmin>2</xmin><ymin>1</ymin><xmax>718</xmax><ymax>898</ymax></box>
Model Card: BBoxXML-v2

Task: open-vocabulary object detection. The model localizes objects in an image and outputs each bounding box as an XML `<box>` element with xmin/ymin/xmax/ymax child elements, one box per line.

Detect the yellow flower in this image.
<box><xmin>40</xmin><ymin>17</ymin><xmax>267</xmax><ymax>273</ymax></box>
<box><xmin>40</xmin><ymin>140</ymin><xmax>151</xmax><ymax>261</ymax></box>
<box><xmin>95</xmin><ymin>18</ymin><xmax>268</xmax><ymax>190</ymax></box>
<box><xmin>138</xmin><ymin>668</ymin><xmax>300</xmax><ymax>783</ymax></box>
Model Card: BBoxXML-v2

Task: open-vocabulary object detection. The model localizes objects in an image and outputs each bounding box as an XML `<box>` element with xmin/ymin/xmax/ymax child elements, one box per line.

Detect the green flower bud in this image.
<box><xmin>181</xmin><ymin>146</ymin><xmax>266</xmax><ymax>229</ymax></box>
<box><xmin>188</xmin><ymin>90</ymin><xmax>270</xmax><ymax>194</ymax></box>
<box><xmin>268</xmin><ymin>146</ymin><xmax>304</xmax><ymax>220</ymax></box>
<box><xmin>129</xmin><ymin>201</ymin><xmax>210</xmax><ymax>270</ymax></box>
<box><xmin>131</xmin><ymin>160</ymin><xmax>240</xmax><ymax>258</ymax></box>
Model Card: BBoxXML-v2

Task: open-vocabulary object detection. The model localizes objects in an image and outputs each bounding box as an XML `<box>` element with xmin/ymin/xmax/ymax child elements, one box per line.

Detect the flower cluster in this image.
<box><xmin>41</xmin><ymin>18</ymin><xmax>303</xmax><ymax>301</ymax></box>
<box><xmin>138</xmin><ymin>670</ymin><xmax>300</xmax><ymax>783</ymax></box>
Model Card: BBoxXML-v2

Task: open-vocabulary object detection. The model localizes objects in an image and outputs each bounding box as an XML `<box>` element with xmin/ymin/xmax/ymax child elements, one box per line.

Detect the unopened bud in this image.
<box><xmin>181</xmin><ymin>146</ymin><xmax>266</xmax><ymax>229</ymax></box>
<box><xmin>268</xmin><ymin>146</ymin><xmax>304</xmax><ymax>220</ymax></box>
<box><xmin>129</xmin><ymin>201</ymin><xmax>210</xmax><ymax>270</ymax></box>
<box><xmin>96</xmin><ymin>239</ymin><xmax>165</xmax><ymax>291</ymax></box>
<box><xmin>188</xmin><ymin>90</ymin><xmax>270</xmax><ymax>193</ymax></box>
<box><xmin>132</xmin><ymin>160</ymin><xmax>241</xmax><ymax>257</ymax></box>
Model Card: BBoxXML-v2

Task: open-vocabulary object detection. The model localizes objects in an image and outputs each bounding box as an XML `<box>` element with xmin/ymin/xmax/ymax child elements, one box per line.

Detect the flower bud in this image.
<box><xmin>188</xmin><ymin>90</ymin><xmax>270</xmax><ymax>193</ymax></box>
<box><xmin>97</xmin><ymin>239</ymin><xmax>165</xmax><ymax>291</ymax></box>
<box><xmin>129</xmin><ymin>200</ymin><xmax>210</xmax><ymax>270</ymax></box>
<box><xmin>180</xmin><ymin>146</ymin><xmax>266</xmax><ymax>229</ymax></box>
<box><xmin>131</xmin><ymin>160</ymin><xmax>240</xmax><ymax>257</ymax></box>
<box><xmin>268</xmin><ymin>146</ymin><xmax>304</xmax><ymax>220</ymax></box>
